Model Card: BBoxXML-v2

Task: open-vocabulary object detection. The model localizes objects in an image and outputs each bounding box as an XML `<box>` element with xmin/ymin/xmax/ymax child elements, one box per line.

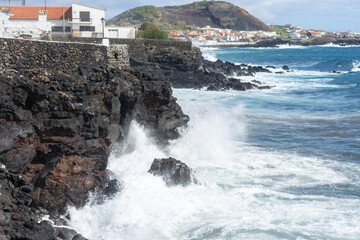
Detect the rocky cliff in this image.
<box><xmin>49</xmin><ymin>37</ymin><xmax>272</xmax><ymax>90</ymax></box>
<box><xmin>0</xmin><ymin>38</ymin><xmax>189</xmax><ymax>239</ymax></box>
<box><xmin>117</xmin><ymin>39</ymin><xmax>272</xmax><ymax>90</ymax></box>
<box><xmin>108</xmin><ymin>1</ymin><xmax>271</xmax><ymax>31</ymax></box>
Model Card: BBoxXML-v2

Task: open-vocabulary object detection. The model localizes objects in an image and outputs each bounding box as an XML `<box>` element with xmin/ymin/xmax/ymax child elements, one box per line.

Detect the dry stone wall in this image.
<box><xmin>0</xmin><ymin>38</ymin><xmax>129</xmax><ymax>75</ymax></box>
<box><xmin>50</xmin><ymin>36</ymin><xmax>193</xmax><ymax>57</ymax></box>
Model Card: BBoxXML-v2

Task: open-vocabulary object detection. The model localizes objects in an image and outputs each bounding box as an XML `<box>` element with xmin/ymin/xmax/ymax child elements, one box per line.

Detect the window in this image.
<box><xmin>51</xmin><ymin>26</ymin><xmax>71</xmax><ymax>32</ymax></box>
<box><xmin>80</xmin><ymin>11</ymin><xmax>90</xmax><ymax>22</ymax></box>
<box><xmin>80</xmin><ymin>26</ymin><xmax>95</xmax><ymax>32</ymax></box>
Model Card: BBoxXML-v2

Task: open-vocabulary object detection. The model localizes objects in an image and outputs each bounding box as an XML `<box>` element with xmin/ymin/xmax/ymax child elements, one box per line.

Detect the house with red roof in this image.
<box><xmin>0</xmin><ymin>2</ymin><xmax>135</xmax><ymax>39</ymax></box>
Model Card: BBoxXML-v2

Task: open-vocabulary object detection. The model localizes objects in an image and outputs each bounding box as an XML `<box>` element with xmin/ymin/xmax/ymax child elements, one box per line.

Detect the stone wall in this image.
<box><xmin>50</xmin><ymin>36</ymin><xmax>193</xmax><ymax>56</ymax></box>
<box><xmin>0</xmin><ymin>38</ymin><xmax>129</xmax><ymax>74</ymax></box>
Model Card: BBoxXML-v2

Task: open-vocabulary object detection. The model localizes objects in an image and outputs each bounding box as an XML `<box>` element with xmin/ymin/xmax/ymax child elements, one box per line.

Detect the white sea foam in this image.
<box><xmin>276</xmin><ymin>44</ymin><xmax>307</xmax><ymax>49</ymax></box>
<box><xmin>317</xmin><ymin>43</ymin><xmax>360</xmax><ymax>48</ymax></box>
<box><xmin>67</xmin><ymin>88</ymin><xmax>360</xmax><ymax>240</ymax></box>
<box><xmin>202</xmin><ymin>52</ymin><xmax>218</xmax><ymax>62</ymax></box>
<box><xmin>351</xmin><ymin>60</ymin><xmax>360</xmax><ymax>72</ymax></box>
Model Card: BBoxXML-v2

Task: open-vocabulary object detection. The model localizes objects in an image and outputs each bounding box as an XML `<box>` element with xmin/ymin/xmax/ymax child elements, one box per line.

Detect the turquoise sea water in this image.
<box><xmin>68</xmin><ymin>45</ymin><xmax>360</xmax><ymax>240</ymax></box>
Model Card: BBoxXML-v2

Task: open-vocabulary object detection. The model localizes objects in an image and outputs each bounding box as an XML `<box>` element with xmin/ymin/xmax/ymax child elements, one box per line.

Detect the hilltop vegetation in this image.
<box><xmin>108</xmin><ymin>1</ymin><xmax>271</xmax><ymax>31</ymax></box>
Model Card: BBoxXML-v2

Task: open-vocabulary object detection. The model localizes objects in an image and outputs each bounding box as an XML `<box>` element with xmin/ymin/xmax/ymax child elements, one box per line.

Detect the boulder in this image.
<box><xmin>148</xmin><ymin>158</ymin><xmax>198</xmax><ymax>186</ymax></box>
<box><xmin>282</xmin><ymin>65</ymin><xmax>290</xmax><ymax>71</ymax></box>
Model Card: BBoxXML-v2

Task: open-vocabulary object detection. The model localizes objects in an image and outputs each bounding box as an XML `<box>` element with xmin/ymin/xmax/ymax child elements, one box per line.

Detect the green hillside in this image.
<box><xmin>108</xmin><ymin>1</ymin><xmax>272</xmax><ymax>31</ymax></box>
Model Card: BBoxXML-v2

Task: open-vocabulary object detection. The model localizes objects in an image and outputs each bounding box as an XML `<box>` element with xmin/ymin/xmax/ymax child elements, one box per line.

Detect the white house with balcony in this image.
<box><xmin>70</xmin><ymin>2</ymin><xmax>105</xmax><ymax>38</ymax></box>
<box><xmin>0</xmin><ymin>2</ymin><xmax>135</xmax><ymax>39</ymax></box>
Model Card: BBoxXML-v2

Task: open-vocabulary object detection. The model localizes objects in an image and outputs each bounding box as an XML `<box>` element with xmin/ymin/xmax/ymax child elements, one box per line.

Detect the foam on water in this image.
<box><xmin>317</xmin><ymin>43</ymin><xmax>360</xmax><ymax>48</ymax></box>
<box><xmin>67</xmin><ymin>88</ymin><xmax>360</xmax><ymax>240</ymax></box>
<box><xmin>351</xmin><ymin>60</ymin><xmax>360</xmax><ymax>72</ymax></box>
<box><xmin>202</xmin><ymin>52</ymin><xmax>218</xmax><ymax>62</ymax></box>
<box><xmin>276</xmin><ymin>44</ymin><xmax>307</xmax><ymax>49</ymax></box>
<box><xmin>66</xmin><ymin>45</ymin><xmax>360</xmax><ymax>240</ymax></box>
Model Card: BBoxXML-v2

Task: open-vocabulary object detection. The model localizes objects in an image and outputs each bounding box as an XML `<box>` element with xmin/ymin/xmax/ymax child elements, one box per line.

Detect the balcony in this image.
<box><xmin>68</xmin><ymin>18</ymin><xmax>93</xmax><ymax>24</ymax></box>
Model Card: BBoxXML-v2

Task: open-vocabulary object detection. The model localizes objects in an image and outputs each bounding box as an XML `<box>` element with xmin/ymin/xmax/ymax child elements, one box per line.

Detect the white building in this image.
<box><xmin>290</xmin><ymin>32</ymin><xmax>302</xmax><ymax>40</ymax></box>
<box><xmin>70</xmin><ymin>2</ymin><xmax>105</xmax><ymax>38</ymax></box>
<box><xmin>0</xmin><ymin>2</ymin><xmax>135</xmax><ymax>39</ymax></box>
<box><xmin>0</xmin><ymin>6</ymin><xmax>71</xmax><ymax>39</ymax></box>
<box><xmin>105</xmin><ymin>26</ymin><xmax>136</xmax><ymax>39</ymax></box>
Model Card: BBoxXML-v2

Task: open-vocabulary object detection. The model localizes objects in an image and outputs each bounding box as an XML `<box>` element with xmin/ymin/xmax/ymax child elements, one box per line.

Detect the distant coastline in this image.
<box><xmin>195</xmin><ymin>38</ymin><xmax>360</xmax><ymax>48</ymax></box>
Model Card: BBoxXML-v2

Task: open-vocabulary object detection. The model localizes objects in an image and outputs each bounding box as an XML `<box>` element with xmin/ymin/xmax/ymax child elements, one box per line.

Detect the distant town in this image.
<box><xmin>0</xmin><ymin>1</ymin><xmax>359</xmax><ymax>47</ymax></box>
<box><xmin>168</xmin><ymin>24</ymin><xmax>360</xmax><ymax>46</ymax></box>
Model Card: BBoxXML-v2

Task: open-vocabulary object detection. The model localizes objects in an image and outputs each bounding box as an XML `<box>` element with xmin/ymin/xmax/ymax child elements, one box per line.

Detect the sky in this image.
<box><xmin>7</xmin><ymin>0</ymin><xmax>360</xmax><ymax>32</ymax></box>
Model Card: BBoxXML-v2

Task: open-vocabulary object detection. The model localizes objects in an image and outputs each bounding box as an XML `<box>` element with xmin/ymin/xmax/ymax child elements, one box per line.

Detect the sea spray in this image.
<box><xmin>68</xmin><ymin>90</ymin><xmax>360</xmax><ymax>240</ymax></box>
<box><xmin>68</xmin><ymin>46</ymin><xmax>360</xmax><ymax>240</ymax></box>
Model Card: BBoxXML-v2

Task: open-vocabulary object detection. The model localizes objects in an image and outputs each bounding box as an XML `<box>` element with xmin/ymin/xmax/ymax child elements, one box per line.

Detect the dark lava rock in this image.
<box><xmin>72</xmin><ymin>234</ymin><xmax>88</xmax><ymax>240</ymax></box>
<box><xmin>252</xmin><ymin>80</ymin><xmax>262</xmax><ymax>84</ymax></box>
<box><xmin>148</xmin><ymin>158</ymin><xmax>198</xmax><ymax>187</ymax></box>
<box><xmin>0</xmin><ymin>165</ymin><xmax>57</xmax><ymax>240</ymax></box>
<box><xmin>0</xmin><ymin>62</ymin><xmax>188</xmax><ymax>216</ymax></box>
<box><xmin>93</xmin><ymin>179</ymin><xmax>122</xmax><ymax>205</ymax></box>
<box><xmin>128</xmin><ymin>44</ymin><xmax>271</xmax><ymax>91</ymax></box>
<box><xmin>258</xmin><ymin>86</ymin><xmax>272</xmax><ymax>90</ymax></box>
<box><xmin>103</xmin><ymin>179</ymin><xmax>121</xmax><ymax>197</ymax></box>
<box><xmin>55</xmin><ymin>227</ymin><xmax>78</xmax><ymax>240</ymax></box>
<box><xmin>266</xmin><ymin>65</ymin><xmax>276</xmax><ymax>69</ymax></box>
<box><xmin>282</xmin><ymin>65</ymin><xmax>290</xmax><ymax>71</ymax></box>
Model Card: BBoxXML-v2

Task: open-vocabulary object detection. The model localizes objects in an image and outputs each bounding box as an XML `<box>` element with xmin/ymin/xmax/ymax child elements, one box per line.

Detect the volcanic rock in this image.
<box><xmin>128</xmin><ymin>44</ymin><xmax>271</xmax><ymax>91</ymax></box>
<box><xmin>148</xmin><ymin>157</ymin><xmax>198</xmax><ymax>186</ymax></box>
<box><xmin>282</xmin><ymin>65</ymin><xmax>290</xmax><ymax>71</ymax></box>
<box><xmin>0</xmin><ymin>38</ymin><xmax>189</xmax><ymax>217</ymax></box>
<box><xmin>0</xmin><ymin>166</ymin><xmax>56</xmax><ymax>239</ymax></box>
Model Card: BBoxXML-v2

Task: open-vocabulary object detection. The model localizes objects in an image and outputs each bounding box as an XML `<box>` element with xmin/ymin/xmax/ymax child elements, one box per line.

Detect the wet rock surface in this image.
<box><xmin>148</xmin><ymin>158</ymin><xmax>198</xmax><ymax>186</ymax></box>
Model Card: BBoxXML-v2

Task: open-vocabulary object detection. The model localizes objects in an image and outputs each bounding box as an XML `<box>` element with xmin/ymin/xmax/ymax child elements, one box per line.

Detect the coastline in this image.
<box><xmin>0</xmin><ymin>37</ymin><xmax>271</xmax><ymax>239</ymax></box>
<box><xmin>195</xmin><ymin>37</ymin><xmax>360</xmax><ymax>48</ymax></box>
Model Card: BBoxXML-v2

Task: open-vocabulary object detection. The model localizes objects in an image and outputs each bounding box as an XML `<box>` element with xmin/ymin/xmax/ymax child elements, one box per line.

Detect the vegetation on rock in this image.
<box><xmin>138</xmin><ymin>22</ymin><xmax>169</xmax><ymax>40</ymax></box>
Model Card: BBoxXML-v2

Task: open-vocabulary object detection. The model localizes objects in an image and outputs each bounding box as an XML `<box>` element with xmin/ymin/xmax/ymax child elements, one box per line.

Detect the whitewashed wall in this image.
<box><xmin>105</xmin><ymin>26</ymin><xmax>136</xmax><ymax>39</ymax></box>
<box><xmin>71</xmin><ymin>2</ymin><xmax>105</xmax><ymax>38</ymax></box>
<box><xmin>0</xmin><ymin>9</ymin><xmax>52</xmax><ymax>39</ymax></box>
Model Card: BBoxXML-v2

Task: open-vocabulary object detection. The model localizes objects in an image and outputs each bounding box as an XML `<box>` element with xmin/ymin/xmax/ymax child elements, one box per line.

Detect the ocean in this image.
<box><xmin>67</xmin><ymin>45</ymin><xmax>360</xmax><ymax>240</ymax></box>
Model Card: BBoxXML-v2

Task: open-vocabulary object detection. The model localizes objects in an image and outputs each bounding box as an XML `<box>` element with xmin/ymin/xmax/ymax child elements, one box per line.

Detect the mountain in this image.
<box><xmin>107</xmin><ymin>1</ymin><xmax>271</xmax><ymax>31</ymax></box>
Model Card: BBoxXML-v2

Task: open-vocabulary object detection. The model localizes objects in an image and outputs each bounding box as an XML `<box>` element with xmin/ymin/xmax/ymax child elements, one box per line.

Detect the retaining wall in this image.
<box><xmin>0</xmin><ymin>38</ymin><xmax>129</xmax><ymax>74</ymax></box>
<box><xmin>51</xmin><ymin>36</ymin><xmax>193</xmax><ymax>57</ymax></box>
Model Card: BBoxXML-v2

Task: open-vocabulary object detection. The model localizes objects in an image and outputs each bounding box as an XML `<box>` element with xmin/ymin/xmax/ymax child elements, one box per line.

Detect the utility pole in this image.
<box><xmin>62</xmin><ymin>6</ymin><xmax>65</xmax><ymax>36</ymax></box>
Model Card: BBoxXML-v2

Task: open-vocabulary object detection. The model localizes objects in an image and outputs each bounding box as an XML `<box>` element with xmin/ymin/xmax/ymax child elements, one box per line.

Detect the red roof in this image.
<box><xmin>0</xmin><ymin>6</ymin><xmax>72</xmax><ymax>20</ymax></box>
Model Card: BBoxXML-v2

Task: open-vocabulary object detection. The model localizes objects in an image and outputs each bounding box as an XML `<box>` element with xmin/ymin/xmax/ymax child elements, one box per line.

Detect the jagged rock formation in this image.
<box><xmin>108</xmin><ymin>1</ymin><xmax>271</xmax><ymax>31</ymax></box>
<box><xmin>127</xmin><ymin>40</ymin><xmax>271</xmax><ymax>90</ymax></box>
<box><xmin>0</xmin><ymin>64</ymin><xmax>188</xmax><ymax>215</ymax></box>
<box><xmin>148</xmin><ymin>158</ymin><xmax>198</xmax><ymax>186</ymax></box>
<box><xmin>45</xmin><ymin>38</ymin><xmax>272</xmax><ymax>90</ymax></box>
<box><xmin>0</xmin><ymin>38</ymin><xmax>189</xmax><ymax>236</ymax></box>
<box><xmin>0</xmin><ymin>164</ymin><xmax>57</xmax><ymax>239</ymax></box>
